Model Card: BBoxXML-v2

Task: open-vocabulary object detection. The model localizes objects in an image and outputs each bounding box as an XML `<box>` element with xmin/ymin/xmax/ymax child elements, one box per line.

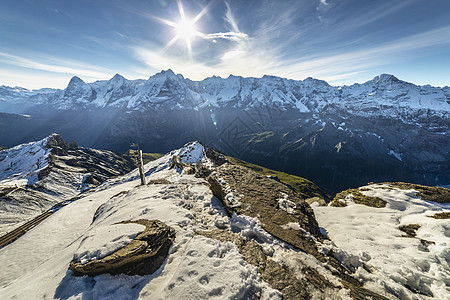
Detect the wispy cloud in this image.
<box><xmin>200</xmin><ymin>2</ymin><xmax>248</xmax><ymax>42</ymax></box>
<box><xmin>280</xmin><ymin>25</ymin><xmax>450</xmax><ymax>83</ymax></box>
<box><xmin>0</xmin><ymin>70</ymin><xmax>69</xmax><ymax>90</ymax></box>
<box><xmin>224</xmin><ymin>1</ymin><xmax>240</xmax><ymax>33</ymax></box>
<box><xmin>3</xmin><ymin>0</ymin><xmax>448</xmax><ymax>89</ymax></box>
<box><xmin>133</xmin><ymin>9</ymin><xmax>450</xmax><ymax>86</ymax></box>
<box><xmin>132</xmin><ymin>0</ymin><xmax>275</xmax><ymax>80</ymax></box>
<box><xmin>0</xmin><ymin>51</ymin><xmax>113</xmax><ymax>80</ymax></box>
<box><xmin>202</xmin><ymin>31</ymin><xmax>248</xmax><ymax>41</ymax></box>
<box><xmin>317</xmin><ymin>0</ymin><xmax>334</xmax><ymax>12</ymax></box>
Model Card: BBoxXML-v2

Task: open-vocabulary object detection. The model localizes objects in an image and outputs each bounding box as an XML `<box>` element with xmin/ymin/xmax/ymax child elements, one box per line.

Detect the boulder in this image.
<box><xmin>69</xmin><ymin>219</ymin><xmax>175</xmax><ymax>276</ymax></box>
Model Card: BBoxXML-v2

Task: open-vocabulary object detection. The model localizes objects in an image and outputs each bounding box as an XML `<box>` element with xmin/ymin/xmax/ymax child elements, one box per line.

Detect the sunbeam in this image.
<box><xmin>152</xmin><ymin>0</ymin><xmax>209</xmax><ymax>57</ymax></box>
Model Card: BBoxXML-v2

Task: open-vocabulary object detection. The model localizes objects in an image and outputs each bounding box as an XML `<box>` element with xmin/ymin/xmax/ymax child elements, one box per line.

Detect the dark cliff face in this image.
<box><xmin>0</xmin><ymin>106</ymin><xmax>448</xmax><ymax>193</ymax></box>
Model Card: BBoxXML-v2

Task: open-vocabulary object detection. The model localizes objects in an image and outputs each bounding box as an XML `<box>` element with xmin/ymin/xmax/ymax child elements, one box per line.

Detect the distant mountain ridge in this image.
<box><xmin>1</xmin><ymin>70</ymin><xmax>449</xmax><ymax>116</ymax></box>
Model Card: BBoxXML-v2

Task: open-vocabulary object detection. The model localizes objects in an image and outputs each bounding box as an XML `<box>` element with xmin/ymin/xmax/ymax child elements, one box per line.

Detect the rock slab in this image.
<box><xmin>69</xmin><ymin>219</ymin><xmax>175</xmax><ymax>276</ymax></box>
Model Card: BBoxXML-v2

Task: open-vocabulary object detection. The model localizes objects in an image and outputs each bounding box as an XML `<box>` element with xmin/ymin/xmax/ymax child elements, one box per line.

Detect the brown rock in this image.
<box><xmin>208</xmin><ymin>163</ymin><xmax>322</xmax><ymax>258</ymax></box>
<box><xmin>69</xmin><ymin>219</ymin><xmax>175</xmax><ymax>276</ymax></box>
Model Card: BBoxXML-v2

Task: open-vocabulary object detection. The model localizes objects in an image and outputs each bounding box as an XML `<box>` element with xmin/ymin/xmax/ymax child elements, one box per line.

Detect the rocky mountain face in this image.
<box><xmin>0</xmin><ymin>71</ymin><xmax>448</xmax><ymax>192</ymax></box>
<box><xmin>0</xmin><ymin>134</ymin><xmax>135</xmax><ymax>235</ymax></box>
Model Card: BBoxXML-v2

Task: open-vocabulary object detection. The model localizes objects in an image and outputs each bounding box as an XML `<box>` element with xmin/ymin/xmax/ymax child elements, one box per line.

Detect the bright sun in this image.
<box><xmin>175</xmin><ymin>19</ymin><xmax>197</xmax><ymax>42</ymax></box>
<box><xmin>154</xmin><ymin>0</ymin><xmax>208</xmax><ymax>57</ymax></box>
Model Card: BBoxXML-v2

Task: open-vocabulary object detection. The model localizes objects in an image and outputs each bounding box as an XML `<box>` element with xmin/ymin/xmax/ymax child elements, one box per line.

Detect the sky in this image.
<box><xmin>0</xmin><ymin>0</ymin><xmax>450</xmax><ymax>89</ymax></box>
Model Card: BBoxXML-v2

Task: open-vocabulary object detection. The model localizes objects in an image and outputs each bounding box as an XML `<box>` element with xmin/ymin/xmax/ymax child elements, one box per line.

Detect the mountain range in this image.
<box><xmin>0</xmin><ymin>70</ymin><xmax>449</xmax><ymax>192</ymax></box>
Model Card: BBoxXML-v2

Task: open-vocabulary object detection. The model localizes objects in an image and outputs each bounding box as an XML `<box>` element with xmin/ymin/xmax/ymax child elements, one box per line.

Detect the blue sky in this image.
<box><xmin>1</xmin><ymin>0</ymin><xmax>449</xmax><ymax>89</ymax></box>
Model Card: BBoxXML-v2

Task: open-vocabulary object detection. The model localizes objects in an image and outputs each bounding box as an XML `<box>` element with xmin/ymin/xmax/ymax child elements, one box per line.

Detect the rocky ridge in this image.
<box><xmin>0</xmin><ymin>134</ymin><xmax>135</xmax><ymax>235</ymax></box>
<box><xmin>60</xmin><ymin>142</ymin><xmax>388</xmax><ymax>299</ymax></box>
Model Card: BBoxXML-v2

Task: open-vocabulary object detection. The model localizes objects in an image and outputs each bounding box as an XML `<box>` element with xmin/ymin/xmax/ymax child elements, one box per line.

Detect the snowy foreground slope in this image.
<box><xmin>0</xmin><ymin>142</ymin><xmax>448</xmax><ymax>299</ymax></box>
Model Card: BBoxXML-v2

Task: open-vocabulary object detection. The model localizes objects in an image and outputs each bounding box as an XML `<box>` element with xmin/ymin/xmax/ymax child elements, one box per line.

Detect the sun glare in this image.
<box><xmin>176</xmin><ymin>19</ymin><xmax>197</xmax><ymax>42</ymax></box>
<box><xmin>154</xmin><ymin>0</ymin><xmax>209</xmax><ymax>57</ymax></box>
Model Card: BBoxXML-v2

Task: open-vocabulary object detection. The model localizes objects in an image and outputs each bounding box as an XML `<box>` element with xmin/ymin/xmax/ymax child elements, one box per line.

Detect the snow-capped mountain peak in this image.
<box><xmin>108</xmin><ymin>73</ymin><xmax>126</xmax><ymax>86</ymax></box>
<box><xmin>66</xmin><ymin>76</ymin><xmax>86</xmax><ymax>89</ymax></box>
<box><xmin>63</xmin><ymin>76</ymin><xmax>94</xmax><ymax>102</ymax></box>
<box><xmin>371</xmin><ymin>73</ymin><xmax>399</xmax><ymax>84</ymax></box>
<box><xmin>1</xmin><ymin>71</ymin><xmax>448</xmax><ymax>114</ymax></box>
<box><xmin>150</xmin><ymin>69</ymin><xmax>179</xmax><ymax>80</ymax></box>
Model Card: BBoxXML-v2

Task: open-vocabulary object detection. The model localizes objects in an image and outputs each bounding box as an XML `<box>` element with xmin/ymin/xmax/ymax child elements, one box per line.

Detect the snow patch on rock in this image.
<box><xmin>73</xmin><ymin>223</ymin><xmax>145</xmax><ymax>265</ymax></box>
<box><xmin>277</xmin><ymin>192</ymin><xmax>296</xmax><ymax>214</ymax></box>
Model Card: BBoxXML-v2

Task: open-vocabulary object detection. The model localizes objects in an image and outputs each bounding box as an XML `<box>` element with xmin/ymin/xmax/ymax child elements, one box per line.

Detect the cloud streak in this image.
<box><xmin>202</xmin><ymin>31</ymin><xmax>248</xmax><ymax>41</ymax></box>
<box><xmin>2</xmin><ymin>0</ymin><xmax>449</xmax><ymax>88</ymax></box>
<box><xmin>224</xmin><ymin>1</ymin><xmax>240</xmax><ymax>33</ymax></box>
<box><xmin>0</xmin><ymin>51</ymin><xmax>114</xmax><ymax>81</ymax></box>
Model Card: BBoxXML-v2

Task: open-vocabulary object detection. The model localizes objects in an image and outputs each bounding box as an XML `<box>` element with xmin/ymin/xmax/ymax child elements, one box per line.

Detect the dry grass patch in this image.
<box><xmin>429</xmin><ymin>212</ymin><xmax>450</xmax><ymax>219</ymax></box>
<box><xmin>381</xmin><ymin>182</ymin><xmax>450</xmax><ymax>203</ymax></box>
<box><xmin>330</xmin><ymin>188</ymin><xmax>386</xmax><ymax>208</ymax></box>
<box><xmin>399</xmin><ymin>224</ymin><xmax>421</xmax><ymax>238</ymax></box>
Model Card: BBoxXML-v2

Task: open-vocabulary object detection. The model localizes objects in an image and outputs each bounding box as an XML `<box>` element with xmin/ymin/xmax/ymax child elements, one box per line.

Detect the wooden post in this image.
<box><xmin>137</xmin><ymin>149</ymin><xmax>146</xmax><ymax>185</ymax></box>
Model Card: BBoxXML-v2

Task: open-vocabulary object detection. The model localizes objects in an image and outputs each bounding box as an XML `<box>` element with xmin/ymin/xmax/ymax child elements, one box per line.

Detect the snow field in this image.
<box><xmin>0</xmin><ymin>135</ymin><xmax>106</xmax><ymax>236</ymax></box>
<box><xmin>227</xmin><ymin>214</ymin><xmax>353</xmax><ymax>299</ymax></box>
<box><xmin>312</xmin><ymin>184</ymin><xmax>450</xmax><ymax>299</ymax></box>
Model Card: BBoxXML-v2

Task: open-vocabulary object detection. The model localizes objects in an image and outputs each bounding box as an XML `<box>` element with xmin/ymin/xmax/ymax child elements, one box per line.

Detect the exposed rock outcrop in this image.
<box><xmin>198</xmin><ymin>229</ymin><xmax>334</xmax><ymax>300</ymax></box>
<box><xmin>208</xmin><ymin>163</ymin><xmax>322</xmax><ymax>254</ymax></box>
<box><xmin>69</xmin><ymin>219</ymin><xmax>175</xmax><ymax>276</ymax></box>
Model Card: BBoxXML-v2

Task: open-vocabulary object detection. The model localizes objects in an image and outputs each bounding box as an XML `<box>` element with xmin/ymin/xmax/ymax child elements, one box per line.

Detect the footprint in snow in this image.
<box><xmin>199</xmin><ymin>275</ymin><xmax>210</xmax><ymax>285</ymax></box>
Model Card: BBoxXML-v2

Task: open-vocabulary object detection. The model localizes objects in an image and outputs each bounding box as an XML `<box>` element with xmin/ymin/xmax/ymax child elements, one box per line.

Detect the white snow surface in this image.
<box><xmin>171</xmin><ymin>141</ymin><xmax>210</xmax><ymax>165</ymax></box>
<box><xmin>0</xmin><ymin>135</ymin><xmax>99</xmax><ymax>235</ymax></box>
<box><xmin>215</xmin><ymin>176</ymin><xmax>242</xmax><ymax>208</ymax></box>
<box><xmin>312</xmin><ymin>184</ymin><xmax>450</xmax><ymax>299</ymax></box>
<box><xmin>277</xmin><ymin>192</ymin><xmax>296</xmax><ymax>214</ymax></box>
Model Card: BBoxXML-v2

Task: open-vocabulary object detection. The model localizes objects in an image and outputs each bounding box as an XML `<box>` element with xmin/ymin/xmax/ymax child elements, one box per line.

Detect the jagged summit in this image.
<box><xmin>109</xmin><ymin>73</ymin><xmax>125</xmax><ymax>85</ymax></box>
<box><xmin>0</xmin><ymin>134</ymin><xmax>135</xmax><ymax>235</ymax></box>
<box><xmin>152</xmin><ymin>69</ymin><xmax>178</xmax><ymax>79</ymax></box>
<box><xmin>367</xmin><ymin>73</ymin><xmax>401</xmax><ymax>85</ymax></box>
<box><xmin>67</xmin><ymin>76</ymin><xmax>86</xmax><ymax>88</ymax></box>
<box><xmin>302</xmin><ymin>76</ymin><xmax>331</xmax><ymax>87</ymax></box>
